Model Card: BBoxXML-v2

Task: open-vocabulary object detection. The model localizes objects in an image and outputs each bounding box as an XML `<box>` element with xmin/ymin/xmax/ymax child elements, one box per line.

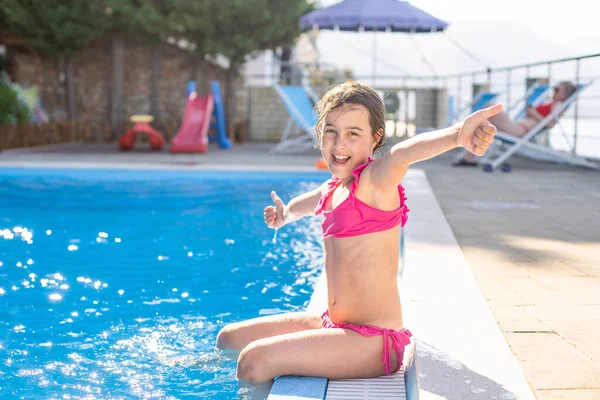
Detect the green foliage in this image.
<box><xmin>0</xmin><ymin>80</ymin><xmax>31</xmax><ymax>125</ymax></box>
<box><xmin>212</xmin><ymin>0</ymin><xmax>313</xmax><ymax>67</ymax></box>
<box><xmin>169</xmin><ymin>0</ymin><xmax>314</xmax><ymax>67</ymax></box>
<box><xmin>102</xmin><ymin>0</ymin><xmax>175</xmax><ymax>38</ymax></box>
<box><xmin>0</xmin><ymin>0</ymin><xmax>110</xmax><ymax>58</ymax></box>
<box><xmin>0</xmin><ymin>0</ymin><xmax>314</xmax><ymax>67</ymax></box>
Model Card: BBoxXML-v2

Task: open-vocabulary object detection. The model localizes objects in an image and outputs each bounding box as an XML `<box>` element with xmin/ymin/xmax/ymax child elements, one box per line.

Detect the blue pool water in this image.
<box><xmin>0</xmin><ymin>167</ymin><xmax>328</xmax><ymax>399</ymax></box>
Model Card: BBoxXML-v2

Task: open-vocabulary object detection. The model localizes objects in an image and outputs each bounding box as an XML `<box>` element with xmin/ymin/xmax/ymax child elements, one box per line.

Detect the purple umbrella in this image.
<box><xmin>300</xmin><ymin>0</ymin><xmax>448</xmax><ymax>32</ymax></box>
<box><xmin>299</xmin><ymin>0</ymin><xmax>449</xmax><ymax>81</ymax></box>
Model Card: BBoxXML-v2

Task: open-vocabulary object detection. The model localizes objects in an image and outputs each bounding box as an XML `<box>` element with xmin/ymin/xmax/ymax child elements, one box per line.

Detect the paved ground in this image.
<box><xmin>418</xmin><ymin>152</ymin><xmax>600</xmax><ymax>400</ymax></box>
<box><xmin>2</xmin><ymin>140</ymin><xmax>599</xmax><ymax>399</ymax></box>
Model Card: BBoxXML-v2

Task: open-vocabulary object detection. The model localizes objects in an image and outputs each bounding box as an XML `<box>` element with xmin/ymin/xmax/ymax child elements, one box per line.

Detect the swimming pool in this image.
<box><xmin>0</xmin><ymin>167</ymin><xmax>328</xmax><ymax>399</ymax></box>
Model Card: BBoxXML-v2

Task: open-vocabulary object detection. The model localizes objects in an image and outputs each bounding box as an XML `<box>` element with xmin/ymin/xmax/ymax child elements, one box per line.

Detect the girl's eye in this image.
<box><xmin>349</xmin><ymin>131</ymin><xmax>358</xmax><ymax>136</ymax></box>
<box><xmin>325</xmin><ymin>129</ymin><xmax>336</xmax><ymax>134</ymax></box>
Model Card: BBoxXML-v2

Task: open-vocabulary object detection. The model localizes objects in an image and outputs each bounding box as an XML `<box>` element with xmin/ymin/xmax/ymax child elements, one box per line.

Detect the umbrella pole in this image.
<box><xmin>372</xmin><ymin>30</ymin><xmax>377</xmax><ymax>87</ymax></box>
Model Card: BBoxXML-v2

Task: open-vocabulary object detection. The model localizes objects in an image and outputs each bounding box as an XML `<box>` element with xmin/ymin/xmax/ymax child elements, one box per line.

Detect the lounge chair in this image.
<box><xmin>443</xmin><ymin>91</ymin><xmax>499</xmax><ymax>128</ymax></box>
<box><xmin>270</xmin><ymin>84</ymin><xmax>320</xmax><ymax>153</ymax></box>
<box><xmin>454</xmin><ymin>81</ymin><xmax>598</xmax><ymax>171</ymax></box>
<box><xmin>452</xmin><ymin>83</ymin><xmax>549</xmax><ymax>165</ymax></box>
<box><xmin>482</xmin><ymin>81</ymin><xmax>597</xmax><ymax>171</ymax></box>
<box><xmin>510</xmin><ymin>83</ymin><xmax>551</xmax><ymax>120</ymax></box>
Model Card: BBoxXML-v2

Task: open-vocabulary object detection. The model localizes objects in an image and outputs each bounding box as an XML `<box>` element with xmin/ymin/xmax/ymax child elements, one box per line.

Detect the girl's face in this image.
<box><xmin>320</xmin><ymin>104</ymin><xmax>377</xmax><ymax>180</ymax></box>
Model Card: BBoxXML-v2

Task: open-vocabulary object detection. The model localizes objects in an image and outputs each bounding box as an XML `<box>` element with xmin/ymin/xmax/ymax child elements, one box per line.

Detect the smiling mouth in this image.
<box><xmin>331</xmin><ymin>154</ymin><xmax>351</xmax><ymax>166</ymax></box>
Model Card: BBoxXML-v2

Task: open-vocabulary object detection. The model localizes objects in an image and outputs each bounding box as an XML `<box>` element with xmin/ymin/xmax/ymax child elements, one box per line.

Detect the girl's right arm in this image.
<box><xmin>264</xmin><ymin>182</ymin><xmax>326</xmax><ymax>229</ymax></box>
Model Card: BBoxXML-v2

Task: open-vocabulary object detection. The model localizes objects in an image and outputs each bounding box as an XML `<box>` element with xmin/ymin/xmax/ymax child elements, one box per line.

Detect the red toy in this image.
<box><xmin>119</xmin><ymin>115</ymin><xmax>165</xmax><ymax>151</ymax></box>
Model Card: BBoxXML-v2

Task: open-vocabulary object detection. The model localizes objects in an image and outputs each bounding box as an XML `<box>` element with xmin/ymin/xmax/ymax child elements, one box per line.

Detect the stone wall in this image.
<box><xmin>8</xmin><ymin>48</ymin><xmax>68</xmax><ymax>121</ymax></box>
<box><xmin>435</xmin><ymin>87</ymin><xmax>449</xmax><ymax>128</ymax></box>
<box><xmin>245</xmin><ymin>85</ymin><xmax>445</xmax><ymax>141</ymax></box>
<box><xmin>5</xmin><ymin>32</ymin><xmax>245</xmax><ymax>133</ymax></box>
<box><xmin>415</xmin><ymin>88</ymin><xmax>444</xmax><ymax>130</ymax></box>
<box><xmin>247</xmin><ymin>86</ymin><xmax>293</xmax><ymax>141</ymax></box>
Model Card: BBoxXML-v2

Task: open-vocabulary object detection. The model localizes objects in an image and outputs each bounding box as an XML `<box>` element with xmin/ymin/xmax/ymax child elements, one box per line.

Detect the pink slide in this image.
<box><xmin>170</xmin><ymin>92</ymin><xmax>214</xmax><ymax>153</ymax></box>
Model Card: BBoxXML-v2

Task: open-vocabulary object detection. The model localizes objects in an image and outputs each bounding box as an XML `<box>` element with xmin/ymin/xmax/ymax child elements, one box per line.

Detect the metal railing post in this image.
<box><xmin>506</xmin><ymin>69</ymin><xmax>511</xmax><ymax>107</ymax></box>
<box><xmin>573</xmin><ymin>58</ymin><xmax>581</xmax><ymax>155</ymax></box>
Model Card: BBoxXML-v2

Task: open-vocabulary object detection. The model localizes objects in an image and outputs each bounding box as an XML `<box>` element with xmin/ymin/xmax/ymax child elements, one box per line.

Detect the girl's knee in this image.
<box><xmin>236</xmin><ymin>342</ymin><xmax>274</xmax><ymax>382</ymax></box>
<box><xmin>216</xmin><ymin>323</ymin><xmax>239</xmax><ymax>350</ymax></box>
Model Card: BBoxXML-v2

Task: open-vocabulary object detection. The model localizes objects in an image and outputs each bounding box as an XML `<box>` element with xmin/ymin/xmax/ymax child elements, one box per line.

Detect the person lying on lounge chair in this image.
<box><xmin>454</xmin><ymin>81</ymin><xmax>577</xmax><ymax>166</ymax></box>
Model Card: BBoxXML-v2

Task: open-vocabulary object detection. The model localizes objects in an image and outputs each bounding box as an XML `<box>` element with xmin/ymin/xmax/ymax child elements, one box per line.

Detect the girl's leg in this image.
<box><xmin>216</xmin><ymin>312</ymin><xmax>322</xmax><ymax>351</ymax></box>
<box><xmin>236</xmin><ymin>327</ymin><xmax>400</xmax><ymax>382</ymax></box>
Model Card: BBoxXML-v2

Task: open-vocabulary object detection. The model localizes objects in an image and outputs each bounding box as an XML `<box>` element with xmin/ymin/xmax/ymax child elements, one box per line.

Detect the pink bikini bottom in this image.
<box><xmin>321</xmin><ymin>310</ymin><xmax>412</xmax><ymax>375</ymax></box>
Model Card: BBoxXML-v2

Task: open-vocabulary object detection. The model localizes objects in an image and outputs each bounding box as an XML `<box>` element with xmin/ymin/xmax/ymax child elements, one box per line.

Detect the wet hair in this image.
<box><xmin>315</xmin><ymin>81</ymin><xmax>386</xmax><ymax>154</ymax></box>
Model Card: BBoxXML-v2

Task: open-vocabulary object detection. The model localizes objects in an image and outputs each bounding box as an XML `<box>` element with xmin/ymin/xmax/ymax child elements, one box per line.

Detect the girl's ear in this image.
<box><xmin>372</xmin><ymin>128</ymin><xmax>384</xmax><ymax>151</ymax></box>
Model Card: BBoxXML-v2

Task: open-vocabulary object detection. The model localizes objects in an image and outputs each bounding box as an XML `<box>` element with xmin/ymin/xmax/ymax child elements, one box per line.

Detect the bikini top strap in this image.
<box><xmin>350</xmin><ymin>157</ymin><xmax>373</xmax><ymax>193</ymax></box>
<box><xmin>314</xmin><ymin>177</ymin><xmax>341</xmax><ymax>215</ymax></box>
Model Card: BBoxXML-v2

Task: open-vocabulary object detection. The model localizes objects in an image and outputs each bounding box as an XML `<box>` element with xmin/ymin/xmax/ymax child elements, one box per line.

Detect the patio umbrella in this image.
<box><xmin>299</xmin><ymin>0</ymin><xmax>449</xmax><ymax>82</ymax></box>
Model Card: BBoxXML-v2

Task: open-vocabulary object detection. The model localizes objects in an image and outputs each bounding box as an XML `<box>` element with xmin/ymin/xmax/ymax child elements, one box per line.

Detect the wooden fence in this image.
<box><xmin>0</xmin><ymin>121</ymin><xmax>119</xmax><ymax>151</ymax></box>
<box><xmin>0</xmin><ymin>119</ymin><xmax>244</xmax><ymax>151</ymax></box>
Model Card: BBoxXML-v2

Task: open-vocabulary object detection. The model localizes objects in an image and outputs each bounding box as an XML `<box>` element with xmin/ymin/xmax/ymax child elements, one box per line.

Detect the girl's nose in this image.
<box><xmin>333</xmin><ymin>135</ymin><xmax>347</xmax><ymax>148</ymax></box>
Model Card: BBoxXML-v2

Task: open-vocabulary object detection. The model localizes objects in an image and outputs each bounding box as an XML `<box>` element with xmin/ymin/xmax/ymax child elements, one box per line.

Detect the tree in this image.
<box><xmin>2</xmin><ymin>0</ymin><xmax>314</xmax><ymax>131</ymax></box>
<box><xmin>1</xmin><ymin>0</ymin><xmax>176</xmax><ymax>127</ymax></box>
<box><xmin>199</xmin><ymin>0</ymin><xmax>313</xmax><ymax>70</ymax></box>
<box><xmin>184</xmin><ymin>0</ymin><xmax>314</xmax><ymax>127</ymax></box>
<box><xmin>0</xmin><ymin>80</ymin><xmax>31</xmax><ymax>124</ymax></box>
<box><xmin>102</xmin><ymin>0</ymin><xmax>177</xmax><ymax>130</ymax></box>
<box><xmin>0</xmin><ymin>0</ymin><xmax>109</xmax><ymax>120</ymax></box>
<box><xmin>165</xmin><ymin>0</ymin><xmax>216</xmax><ymax>82</ymax></box>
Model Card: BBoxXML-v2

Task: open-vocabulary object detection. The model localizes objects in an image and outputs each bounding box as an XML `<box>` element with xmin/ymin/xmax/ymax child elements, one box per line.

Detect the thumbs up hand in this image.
<box><xmin>264</xmin><ymin>191</ymin><xmax>286</xmax><ymax>229</ymax></box>
<box><xmin>457</xmin><ymin>104</ymin><xmax>502</xmax><ymax>156</ymax></box>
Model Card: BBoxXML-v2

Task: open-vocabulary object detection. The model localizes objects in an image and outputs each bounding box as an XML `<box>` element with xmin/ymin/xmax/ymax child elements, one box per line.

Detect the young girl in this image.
<box><xmin>216</xmin><ymin>81</ymin><xmax>501</xmax><ymax>382</ymax></box>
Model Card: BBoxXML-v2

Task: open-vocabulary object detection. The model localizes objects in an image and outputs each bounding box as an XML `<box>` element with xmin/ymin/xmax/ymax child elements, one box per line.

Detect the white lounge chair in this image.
<box><xmin>452</xmin><ymin>82</ymin><xmax>551</xmax><ymax>165</ymax></box>
<box><xmin>480</xmin><ymin>81</ymin><xmax>598</xmax><ymax>171</ymax></box>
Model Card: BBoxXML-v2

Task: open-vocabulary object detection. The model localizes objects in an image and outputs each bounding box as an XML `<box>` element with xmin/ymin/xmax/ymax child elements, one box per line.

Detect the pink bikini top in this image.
<box><xmin>314</xmin><ymin>158</ymin><xmax>409</xmax><ymax>239</ymax></box>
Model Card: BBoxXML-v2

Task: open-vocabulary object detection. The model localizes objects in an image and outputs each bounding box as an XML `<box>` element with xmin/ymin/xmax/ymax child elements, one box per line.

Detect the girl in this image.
<box><xmin>217</xmin><ymin>81</ymin><xmax>501</xmax><ymax>382</ymax></box>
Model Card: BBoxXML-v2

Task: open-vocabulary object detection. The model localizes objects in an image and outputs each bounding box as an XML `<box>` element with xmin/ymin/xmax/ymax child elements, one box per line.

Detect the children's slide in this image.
<box><xmin>170</xmin><ymin>80</ymin><xmax>231</xmax><ymax>154</ymax></box>
<box><xmin>170</xmin><ymin>88</ymin><xmax>214</xmax><ymax>154</ymax></box>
